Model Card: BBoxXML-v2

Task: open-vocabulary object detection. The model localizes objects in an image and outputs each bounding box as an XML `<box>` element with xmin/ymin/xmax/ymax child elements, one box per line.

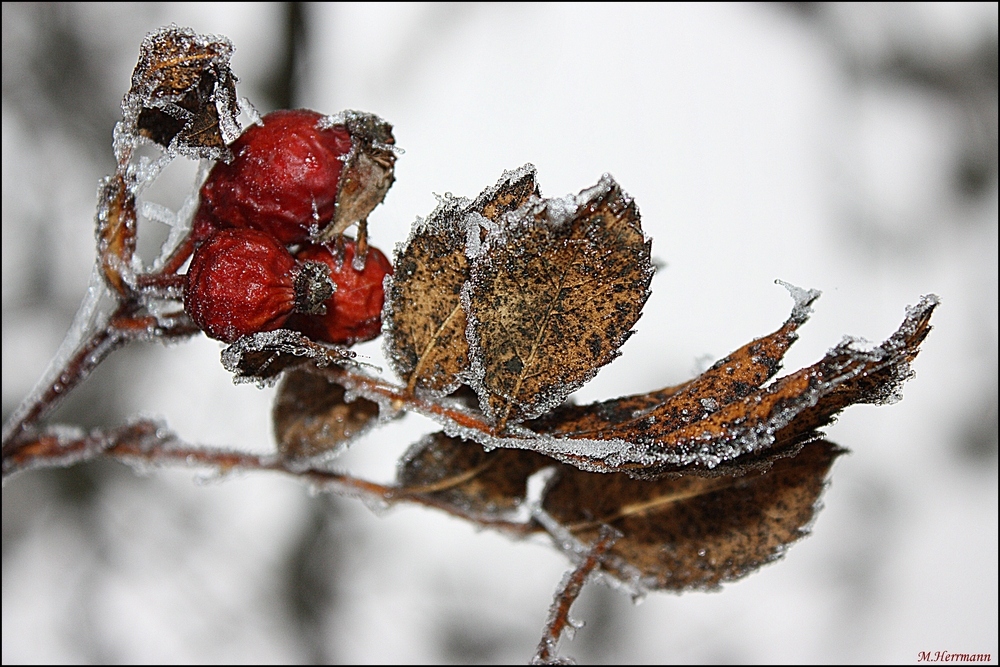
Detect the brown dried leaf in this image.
<box><xmin>464</xmin><ymin>175</ymin><xmax>653</xmax><ymax>430</ymax></box>
<box><xmin>221</xmin><ymin>329</ymin><xmax>357</xmax><ymax>386</ymax></box>
<box><xmin>529</xmin><ymin>286</ymin><xmax>819</xmax><ymax>441</ymax></box>
<box><xmin>508</xmin><ymin>294</ymin><xmax>937</xmax><ymax>478</ymax></box>
<box><xmin>392</xmin><ymin>431</ymin><xmax>838</xmax><ymax>592</ymax></box>
<box><xmin>397</xmin><ymin>432</ymin><xmax>552</xmax><ymax>516</ymax></box>
<box><xmin>130</xmin><ymin>25</ymin><xmax>240</xmax><ymax>159</ymax></box>
<box><xmin>542</xmin><ymin>439</ymin><xmax>844</xmax><ymax>591</ymax></box>
<box><xmin>383</xmin><ymin>165</ymin><xmax>539</xmax><ymax>395</ymax></box>
<box><xmin>273</xmin><ymin>370</ymin><xmax>379</xmax><ymax>460</ymax></box>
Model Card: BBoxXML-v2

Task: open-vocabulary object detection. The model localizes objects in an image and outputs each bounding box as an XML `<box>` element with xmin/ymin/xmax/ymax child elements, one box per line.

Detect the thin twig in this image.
<box><xmin>1</xmin><ymin>422</ymin><xmax>540</xmax><ymax>538</ymax></box>
<box><xmin>533</xmin><ymin>525</ymin><xmax>620</xmax><ymax>665</ymax></box>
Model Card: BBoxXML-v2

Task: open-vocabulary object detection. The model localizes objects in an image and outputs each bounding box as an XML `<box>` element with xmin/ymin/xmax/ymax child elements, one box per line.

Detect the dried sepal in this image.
<box><xmin>318</xmin><ymin>111</ymin><xmax>398</xmax><ymax>242</ymax></box>
<box><xmin>128</xmin><ymin>25</ymin><xmax>240</xmax><ymax>160</ymax></box>
<box><xmin>221</xmin><ymin>329</ymin><xmax>357</xmax><ymax>386</ymax></box>
<box><xmin>542</xmin><ymin>439</ymin><xmax>845</xmax><ymax>591</ymax></box>
<box><xmin>273</xmin><ymin>370</ymin><xmax>379</xmax><ymax>460</ymax></box>
<box><xmin>464</xmin><ymin>174</ymin><xmax>653</xmax><ymax>430</ymax></box>
<box><xmin>383</xmin><ymin>165</ymin><xmax>539</xmax><ymax>395</ymax></box>
<box><xmin>95</xmin><ymin>174</ymin><xmax>138</xmax><ymax>295</ymax></box>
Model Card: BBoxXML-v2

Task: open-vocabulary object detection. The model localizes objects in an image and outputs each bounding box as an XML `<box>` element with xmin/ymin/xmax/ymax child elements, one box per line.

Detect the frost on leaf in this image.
<box><xmin>397</xmin><ymin>431</ymin><xmax>552</xmax><ymax>516</ymax></box>
<box><xmin>464</xmin><ymin>175</ymin><xmax>653</xmax><ymax>430</ymax></box>
<box><xmin>130</xmin><ymin>25</ymin><xmax>240</xmax><ymax>160</ymax></box>
<box><xmin>273</xmin><ymin>370</ymin><xmax>379</xmax><ymax>461</ymax></box>
<box><xmin>383</xmin><ymin>165</ymin><xmax>539</xmax><ymax>395</ymax></box>
<box><xmin>221</xmin><ymin>330</ymin><xmax>357</xmax><ymax>386</ymax></box>
<box><xmin>524</xmin><ymin>294</ymin><xmax>938</xmax><ymax>478</ymax></box>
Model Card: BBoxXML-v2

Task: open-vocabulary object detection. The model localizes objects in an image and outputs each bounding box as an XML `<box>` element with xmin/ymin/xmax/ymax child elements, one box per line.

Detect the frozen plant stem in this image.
<box><xmin>1</xmin><ymin>420</ymin><xmax>536</xmax><ymax>538</ymax></box>
<box><xmin>533</xmin><ymin>525</ymin><xmax>620</xmax><ymax>665</ymax></box>
<box><xmin>0</xmin><ymin>299</ymin><xmax>199</xmax><ymax>456</ymax></box>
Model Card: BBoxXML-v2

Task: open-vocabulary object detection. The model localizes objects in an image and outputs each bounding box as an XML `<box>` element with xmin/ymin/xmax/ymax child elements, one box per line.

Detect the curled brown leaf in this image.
<box><xmin>529</xmin><ymin>287</ymin><xmax>819</xmax><ymax>443</ymax></box>
<box><xmin>515</xmin><ymin>294</ymin><xmax>937</xmax><ymax>478</ymax></box>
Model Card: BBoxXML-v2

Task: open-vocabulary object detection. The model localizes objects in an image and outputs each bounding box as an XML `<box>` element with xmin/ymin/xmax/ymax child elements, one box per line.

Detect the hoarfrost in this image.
<box><xmin>221</xmin><ymin>329</ymin><xmax>360</xmax><ymax>387</ymax></box>
<box><xmin>1</xmin><ymin>265</ymin><xmax>116</xmax><ymax>445</ymax></box>
<box><xmin>150</xmin><ymin>159</ymin><xmax>212</xmax><ymax>272</ymax></box>
<box><xmin>775</xmin><ymin>279</ymin><xmax>821</xmax><ymax>324</ymax></box>
<box><xmin>240</xmin><ymin>96</ymin><xmax>262</xmax><ymax>126</ymax></box>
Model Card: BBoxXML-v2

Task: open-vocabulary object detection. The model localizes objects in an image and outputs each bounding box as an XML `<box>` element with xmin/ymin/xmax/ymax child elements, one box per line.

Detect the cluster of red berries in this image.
<box><xmin>183</xmin><ymin>109</ymin><xmax>395</xmax><ymax>345</ymax></box>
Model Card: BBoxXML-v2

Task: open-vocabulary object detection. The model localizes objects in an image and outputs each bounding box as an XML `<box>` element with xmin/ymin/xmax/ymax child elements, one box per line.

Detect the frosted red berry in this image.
<box><xmin>194</xmin><ymin>109</ymin><xmax>395</xmax><ymax>246</ymax></box>
<box><xmin>184</xmin><ymin>228</ymin><xmax>301</xmax><ymax>343</ymax></box>
<box><xmin>195</xmin><ymin>109</ymin><xmax>351</xmax><ymax>245</ymax></box>
<box><xmin>288</xmin><ymin>240</ymin><xmax>393</xmax><ymax>345</ymax></box>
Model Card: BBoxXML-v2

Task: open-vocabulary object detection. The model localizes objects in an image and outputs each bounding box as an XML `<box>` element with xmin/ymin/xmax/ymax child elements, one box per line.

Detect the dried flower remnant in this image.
<box><xmin>131</xmin><ymin>26</ymin><xmax>241</xmax><ymax>158</ymax></box>
<box><xmin>317</xmin><ymin>110</ymin><xmax>399</xmax><ymax>243</ymax></box>
<box><xmin>97</xmin><ymin>25</ymin><xmax>241</xmax><ymax>295</ymax></box>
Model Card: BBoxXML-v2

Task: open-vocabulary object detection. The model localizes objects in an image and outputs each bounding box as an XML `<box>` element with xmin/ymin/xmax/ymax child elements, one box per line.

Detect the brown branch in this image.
<box><xmin>322</xmin><ymin>364</ymin><xmax>500</xmax><ymax>435</ymax></box>
<box><xmin>2</xmin><ymin>422</ymin><xmax>540</xmax><ymax>538</ymax></box>
<box><xmin>533</xmin><ymin>525</ymin><xmax>620</xmax><ymax>665</ymax></box>
<box><xmin>1</xmin><ymin>303</ymin><xmax>200</xmax><ymax>457</ymax></box>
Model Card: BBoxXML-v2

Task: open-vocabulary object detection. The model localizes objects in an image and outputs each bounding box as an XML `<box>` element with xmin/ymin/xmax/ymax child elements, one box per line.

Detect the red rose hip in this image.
<box><xmin>288</xmin><ymin>240</ymin><xmax>393</xmax><ymax>345</ymax></box>
<box><xmin>184</xmin><ymin>228</ymin><xmax>333</xmax><ymax>343</ymax></box>
<box><xmin>195</xmin><ymin>109</ymin><xmax>395</xmax><ymax>245</ymax></box>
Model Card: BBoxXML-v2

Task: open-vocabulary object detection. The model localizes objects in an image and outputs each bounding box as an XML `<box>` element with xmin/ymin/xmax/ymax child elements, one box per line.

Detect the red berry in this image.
<box><xmin>195</xmin><ymin>109</ymin><xmax>395</xmax><ymax>246</ymax></box>
<box><xmin>195</xmin><ymin>110</ymin><xmax>350</xmax><ymax>245</ymax></box>
<box><xmin>288</xmin><ymin>240</ymin><xmax>393</xmax><ymax>345</ymax></box>
<box><xmin>185</xmin><ymin>229</ymin><xmax>300</xmax><ymax>343</ymax></box>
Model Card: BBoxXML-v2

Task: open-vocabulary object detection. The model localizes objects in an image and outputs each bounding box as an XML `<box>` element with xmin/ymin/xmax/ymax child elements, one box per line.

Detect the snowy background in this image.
<box><xmin>3</xmin><ymin>3</ymin><xmax>997</xmax><ymax>664</ymax></box>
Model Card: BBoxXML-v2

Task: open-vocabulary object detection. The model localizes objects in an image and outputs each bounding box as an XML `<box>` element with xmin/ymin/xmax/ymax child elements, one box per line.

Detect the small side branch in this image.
<box><xmin>532</xmin><ymin>524</ymin><xmax>620</xmax><ymax>665</ymax></box>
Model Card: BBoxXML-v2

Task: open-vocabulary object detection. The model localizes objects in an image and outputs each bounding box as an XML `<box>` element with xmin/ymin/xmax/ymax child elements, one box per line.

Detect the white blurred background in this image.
<box><xmin>3</xmin><ymin>3</ymin><xmax>996</xmax><ymax>663</ymax></box>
